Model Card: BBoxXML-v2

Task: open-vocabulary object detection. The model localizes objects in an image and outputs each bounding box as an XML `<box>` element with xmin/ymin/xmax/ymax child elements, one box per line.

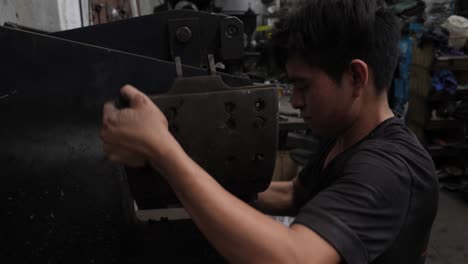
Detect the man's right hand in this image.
<box><xmin>101</xmin><ymin>85</ymin><xmax>177</xmax><ymax>171</ymax></box>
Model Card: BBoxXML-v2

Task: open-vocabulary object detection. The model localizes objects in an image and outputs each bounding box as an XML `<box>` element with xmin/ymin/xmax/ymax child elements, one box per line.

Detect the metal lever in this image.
<box><xmin>175</xmin><ymin>56</ymin><xmax>183</xmax><ymax>77</ymax></box>
<box><xmin>208</xmin><ymin>54</ymin><xmax>216</xmax><ymax>76</ymax></box>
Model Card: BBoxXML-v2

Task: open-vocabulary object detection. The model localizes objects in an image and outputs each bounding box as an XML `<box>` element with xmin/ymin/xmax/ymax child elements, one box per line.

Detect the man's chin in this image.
<box><xmin>307</xmin><ymin>123</ymin><xmax>339</xmax><ymax>138</ymax></box>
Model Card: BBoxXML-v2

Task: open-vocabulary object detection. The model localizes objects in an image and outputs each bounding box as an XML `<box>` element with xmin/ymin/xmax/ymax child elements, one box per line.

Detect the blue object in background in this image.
<box><xmin>431</xmin><ymin>69</ymin><xmax>458</xmax><ymax>94</ymax></box>
<box><xmin>392</xmin><ymin>36</ymin><xmax>413</xmax><ymax>115</ymax></box>
<box><xmin>409</xmin><ymin>23</ymin><xmax>425</xmax><ymax>34</ymax></box>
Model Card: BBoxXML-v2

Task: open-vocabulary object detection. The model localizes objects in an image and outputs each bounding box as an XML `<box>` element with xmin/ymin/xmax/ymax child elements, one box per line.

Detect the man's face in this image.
<box><xmin>286</xmin><ymin>56</ymin><xmax>358</xmax><ymax>137</ymax></box>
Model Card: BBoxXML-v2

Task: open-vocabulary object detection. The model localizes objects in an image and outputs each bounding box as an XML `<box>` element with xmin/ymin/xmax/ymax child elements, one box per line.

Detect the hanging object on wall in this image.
<box><xmin>89</xmin><ymin>0</ymin><xmax>134</xmax><ymax>25</ymax></box>
<box><xmin>154</xmin><ymin>0</ymin><xmax>214</xmax><ymax>13</ymax></box>
<box><xmin>174</xmin><ymin>1</ymin><xmax>199</xmax><ymax>11</ymax></box>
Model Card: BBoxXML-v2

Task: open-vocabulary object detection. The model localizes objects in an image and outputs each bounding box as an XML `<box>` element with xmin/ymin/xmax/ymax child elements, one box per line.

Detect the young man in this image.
<box><xmin>101</xmin><ymin>0</ymin><xmax>439</xmax><ymax>263</ymax></box>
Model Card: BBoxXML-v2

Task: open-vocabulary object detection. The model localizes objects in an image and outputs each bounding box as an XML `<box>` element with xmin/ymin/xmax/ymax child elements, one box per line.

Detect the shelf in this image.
<box><xmin>425</xmin><ymin>120</ymin><xmax>465</xmax><ymax>130</ymax></box>
<box><xmin>433</xmin><ymin>56</ymin><xmax>468</xmax><ymax>71</ymax></box>
<box><xmin>427</xmin><ymin>143</ymin><xmax>468</xmax><ymax>158</ymax></box>
<box><xmin>429</xmin><ymin>90</ymin><xmax>468</xmax><ymax>102</ymax></box>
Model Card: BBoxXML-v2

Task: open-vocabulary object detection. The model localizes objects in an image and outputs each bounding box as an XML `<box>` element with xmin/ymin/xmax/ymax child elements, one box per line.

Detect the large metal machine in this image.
<box><xmin>0</xmin><ymin>10</ymin><xmax>279</xmax><ymax>263</ymax></box>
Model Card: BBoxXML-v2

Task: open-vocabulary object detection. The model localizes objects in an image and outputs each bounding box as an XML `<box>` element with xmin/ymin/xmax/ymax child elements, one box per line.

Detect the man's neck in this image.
<box><xmin>335</xmin><ymin>97</ymin><xmax>394</xmax><ymax>152</ymax></box>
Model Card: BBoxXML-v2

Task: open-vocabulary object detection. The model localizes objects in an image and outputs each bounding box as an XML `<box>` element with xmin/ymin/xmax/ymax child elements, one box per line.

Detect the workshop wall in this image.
<box><xmin>137</xmin><ymin>0</ymin><xmax>268</xmax><ymax>16</ymax></box>
<box><xmin>0</xmin><ymin>0</ymin><xmax>82</xmax><ymax>32</ymax></box>
<box><xmin>214</xmin><ymin>0</ymin><xmax>267</xmax><ymax>14</ymax></box>
<box><xmin>138</xmin><ymin>0</ymin><xmax>162</xmax><ymax>15</ymax></box>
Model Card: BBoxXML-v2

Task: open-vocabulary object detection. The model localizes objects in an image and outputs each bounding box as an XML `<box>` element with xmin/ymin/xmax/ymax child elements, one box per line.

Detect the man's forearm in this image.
<box><xmin>151</xmin><ymin>140</ymin><xmax>298</xmax><ymax>264</ymax></box>
<box><xmin>255</xmin><ymin>181</ymin><xmax>299</xmax><ymax>216</ymax></box>
<box><xmin>101</xmin><ymin>85</ymin><xmax>339</xmax><ymax>263</ymax></box>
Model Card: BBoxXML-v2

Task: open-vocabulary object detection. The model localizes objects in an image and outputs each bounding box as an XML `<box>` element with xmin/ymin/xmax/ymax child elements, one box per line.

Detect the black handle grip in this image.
<box><xmin>115</xmin><ymin>94</ymin><xmax>130</xmax><ymax>109</ymax></box>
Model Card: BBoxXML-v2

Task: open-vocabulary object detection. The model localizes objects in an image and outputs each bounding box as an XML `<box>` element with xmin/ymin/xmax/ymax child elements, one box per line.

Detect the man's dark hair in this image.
<box><xmin>273</xmin><ymin>0</ymin><xmax>401</xmax><ymax>93</ymax></box>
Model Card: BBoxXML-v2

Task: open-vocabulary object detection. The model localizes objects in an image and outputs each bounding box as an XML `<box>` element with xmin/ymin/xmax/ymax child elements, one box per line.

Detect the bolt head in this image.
<box><xmin>226</xmin><ymin>25</ymin><xmax>239</xmax><ymax>38</ymax></box>
<box><xmin>176</xmin><ymin>26</ymin><xmax>192</xmax><ymax>43</ymax></box>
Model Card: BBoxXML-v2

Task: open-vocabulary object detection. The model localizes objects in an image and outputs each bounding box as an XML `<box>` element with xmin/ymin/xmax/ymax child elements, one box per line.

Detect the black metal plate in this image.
<box><xmin>0</xmin><ymin>25</ymin><xmax>251</xmax><ymax>107</ymax></box>
<box><xmin>52</xmin><ymin>10</ymin><xmax>244</xmax><ymax>65</ymax></box>
<box><xmin>0</xmin><ymin>24</ymin><xmax>276</xmax><ymax>263</ymax></box>
<box><xmin>127</xmin><ymin>77</ymin><xmax>278</xmax><ymax>209</ymax></box>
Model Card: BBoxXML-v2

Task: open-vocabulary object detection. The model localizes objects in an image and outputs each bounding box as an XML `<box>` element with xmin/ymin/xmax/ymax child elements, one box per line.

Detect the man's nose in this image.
<box><xmin>290</xmin><ymin>89</ymin><xmax>303</xmax><ymax>109</ymax></box>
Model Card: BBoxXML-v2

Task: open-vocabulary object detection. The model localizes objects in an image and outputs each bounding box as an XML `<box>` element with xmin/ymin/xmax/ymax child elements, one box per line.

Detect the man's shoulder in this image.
<box><xmin>353</xmin><ymin>118</ymin><xmax>433</xmax><ymax>168</ymax></box>
<box><xmin>340</xmin><ymin>120</ymin><xmax>437</xmax><ymax>192</ymax></box>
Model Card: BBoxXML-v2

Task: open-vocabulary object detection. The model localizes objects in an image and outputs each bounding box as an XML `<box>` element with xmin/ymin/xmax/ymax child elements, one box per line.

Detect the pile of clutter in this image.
<box><xmin>419</xmin><ymin>0</ymin><xmax>468</xmax><ymax>55</ymax></box>
<box><xmin>437</xmin><ymin>166</ymin><xmax>468</xmax><ymax>194</ymax></box>
<box><xmin>390</xmin><ymin>0</ymin><xmax>467</xmax><ymax>107</ymax></box>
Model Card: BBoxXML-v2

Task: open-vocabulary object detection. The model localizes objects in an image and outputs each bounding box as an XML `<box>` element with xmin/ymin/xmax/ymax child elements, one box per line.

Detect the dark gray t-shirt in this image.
<box><xmin>294</xmin><ymin>117</ymin><xmax>439</xmax><ymax>264</ymax></box>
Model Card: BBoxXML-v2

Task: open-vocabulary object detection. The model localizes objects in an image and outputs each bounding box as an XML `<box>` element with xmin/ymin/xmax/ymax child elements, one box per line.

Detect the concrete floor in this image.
<box><xmin>427</xmin><ymin>190</ymin><xmax>468</xmax><ymax>264</ymax></box>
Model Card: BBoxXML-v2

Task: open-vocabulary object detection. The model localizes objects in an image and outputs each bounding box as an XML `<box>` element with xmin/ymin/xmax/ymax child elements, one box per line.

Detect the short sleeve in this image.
<box><xmin>293</xmin><ymin>150</ymin><xmax>411</xmax><ymax>264</ymax></box>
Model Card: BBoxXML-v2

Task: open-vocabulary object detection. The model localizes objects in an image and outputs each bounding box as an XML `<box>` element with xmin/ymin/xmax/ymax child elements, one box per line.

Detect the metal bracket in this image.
<box><xmin>168</xmin><ymin>18</ymin><xmax>202</xmax><ymax>67</ymax></box>
<box><xmin>220</xmin><ymin>16</ymin><xmax>244</xmax><ymax>60</ymax></box>
<box><xmin>125</xmin><ymin>62</ymin><xmax>279</xmax><ymax>209</ymax></box>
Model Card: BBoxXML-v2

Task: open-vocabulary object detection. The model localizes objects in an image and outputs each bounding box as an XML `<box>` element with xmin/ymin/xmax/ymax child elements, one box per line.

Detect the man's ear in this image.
<box><xmin>348</xmin><ymin>59</ymin><xmax>369</xmax><ymax>97</ymax></box>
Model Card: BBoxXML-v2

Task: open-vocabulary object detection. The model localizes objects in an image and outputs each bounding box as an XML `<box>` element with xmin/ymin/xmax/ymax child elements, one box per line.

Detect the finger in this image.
<box><xmin>100</xmin><ymin>129</ymin><xmax>108</xmax><ymax>143</ymax></box>
<box><xmin>102</xmin><ymin>142</ymin><xmax>113</xmax><ymax>155</ymax></box>
<box><xmin>103</xmin><ymin>101</ymin><xmax>119</xmax><ymax>125</ymax></box>
<box><xmin>104</xmin><ymin>101</ymin><xmax>117</xmax><ymax>113</ymax></box>
<box><xmin>100</xmin><ymin>128</ymin><xmax>117</xmax><ymax>146</ymax></box>
<box><xmin>121</xmin><ymin>85</ymin><xmax>147</xmax><ymax>108</ymax></box>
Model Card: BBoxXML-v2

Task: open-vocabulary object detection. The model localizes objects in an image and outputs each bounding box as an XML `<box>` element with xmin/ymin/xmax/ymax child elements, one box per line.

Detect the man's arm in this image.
<box><xmin>151</xmin><ymin>136</ymin><xmax>340</xmax><ymax>264</ymax></box>
<box><xmin>254</xmin><ymin>177</ymin><xmax>308</xmax><ymax>216</ymax></box>
<box><xmin>101</xmin><ymin>85</ymin><xmax>341</xmax><ymax>264</ymax></box>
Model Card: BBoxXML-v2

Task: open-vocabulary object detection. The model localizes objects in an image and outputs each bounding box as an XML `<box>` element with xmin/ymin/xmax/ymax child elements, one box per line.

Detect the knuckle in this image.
<box><xmin>104</xmin><ymin>115</ymin><xmax>117</xmax><ymax>127</ymax></box>
<box><xmin>100</xmin><ymin>127</ymin><xmax>113</xmax><ymax>142</ymax></box>
<box><xmin>102</xmin><ymin>143</ymin><xmax>110</xmax><ymax>153</ymax></box>
<box><xmin>136</xmin><ymin>94</ymin><xmax>148</xmax><ymax>106</ymax></box>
